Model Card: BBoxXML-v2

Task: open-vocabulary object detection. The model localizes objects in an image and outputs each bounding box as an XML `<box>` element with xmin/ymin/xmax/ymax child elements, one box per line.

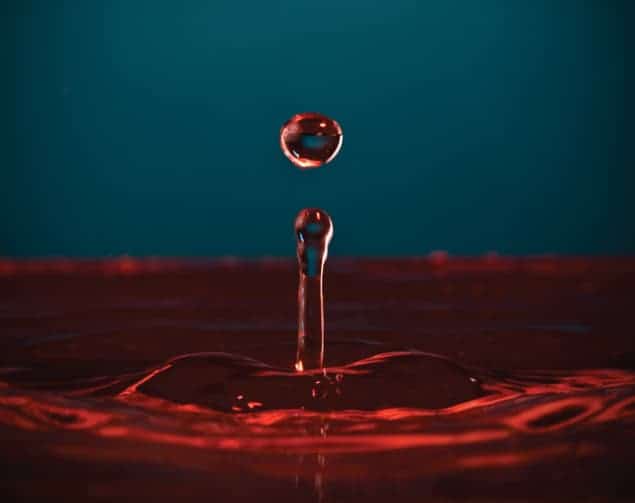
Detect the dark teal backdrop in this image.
<box><xmin>2</xmin><ymin>1</ymin><xmax>632</xmax><ymax>257</ymax></box>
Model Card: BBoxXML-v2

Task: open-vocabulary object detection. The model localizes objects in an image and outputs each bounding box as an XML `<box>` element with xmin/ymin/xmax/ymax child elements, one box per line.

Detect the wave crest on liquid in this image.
<box><xmin>2</xmin><ymin>348</ymin><xmax>635</xmax><ymax>458</ymax></box>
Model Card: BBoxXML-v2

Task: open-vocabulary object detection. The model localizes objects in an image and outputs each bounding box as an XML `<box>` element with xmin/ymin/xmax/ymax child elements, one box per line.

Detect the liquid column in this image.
<box><xmin>294</xmin><ymin>208</ymin><xmax>333</xmax><ymax>372</ymax></box>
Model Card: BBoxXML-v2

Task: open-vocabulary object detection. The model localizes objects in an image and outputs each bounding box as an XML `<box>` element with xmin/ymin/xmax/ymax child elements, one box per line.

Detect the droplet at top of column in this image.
<box><xmin>295</xmin><ymin>208</ymin><xmax>333</xmax><ymax>276</ymax></box>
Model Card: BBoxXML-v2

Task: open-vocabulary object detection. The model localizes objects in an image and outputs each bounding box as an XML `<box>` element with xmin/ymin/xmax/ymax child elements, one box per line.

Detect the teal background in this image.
<box><xmin>2</xmin><ymin>1</ymin><xmax>632</xmax><ymax>257</ymax></box>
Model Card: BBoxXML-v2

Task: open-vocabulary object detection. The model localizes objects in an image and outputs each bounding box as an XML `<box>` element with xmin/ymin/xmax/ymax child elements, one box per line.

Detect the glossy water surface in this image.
<box><xmin>1</xmin><ymin>257</ymin><xmax>634</xmax><ymax>502</ymax></box>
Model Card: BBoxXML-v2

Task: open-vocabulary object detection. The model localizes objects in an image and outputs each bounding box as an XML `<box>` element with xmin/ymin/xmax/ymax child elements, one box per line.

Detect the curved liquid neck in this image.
<box><xmin>294</xmin><ymin>208</ymin><xmax>333</xmax><ymax>373</ymax></box>
<box><xmin>295</xmin><ymin>253</ymin><xmax>326</xmax><ymax>372</ymax></box>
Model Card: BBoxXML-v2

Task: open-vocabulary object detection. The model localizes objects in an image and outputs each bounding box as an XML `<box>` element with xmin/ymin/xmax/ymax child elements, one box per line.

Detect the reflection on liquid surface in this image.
<box><xmin>1</xmin><ymin>257</ymin><xmax>634</xmax><ymax>502</ymax></box>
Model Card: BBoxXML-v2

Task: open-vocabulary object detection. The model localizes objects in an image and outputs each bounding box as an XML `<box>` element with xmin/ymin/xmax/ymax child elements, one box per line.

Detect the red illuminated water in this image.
<box><xmin>294</xmin><ymin>208</ymin><xmax>333</xmax><ymax>372</ymax></box>
<box><xmin>280</xmin><ymin>113</ymin><xmax>343</xmax><ymax>169</ymax></box>
<box><xmin>1</xmin><ymin>257</ymin><xmax>635</xmax><ymax>501</ymax></box>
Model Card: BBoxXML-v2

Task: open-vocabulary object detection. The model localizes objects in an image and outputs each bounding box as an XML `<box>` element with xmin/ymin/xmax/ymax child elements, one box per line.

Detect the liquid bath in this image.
<box><xmin>1</xmin><ymin>258</ymin><xmax>635</xmax><ymax>502</ymax></box>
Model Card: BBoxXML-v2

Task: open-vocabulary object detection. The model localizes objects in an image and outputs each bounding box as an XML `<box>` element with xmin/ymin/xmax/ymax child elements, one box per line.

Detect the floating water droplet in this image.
<box><xmin>295</xmin><ymin>208</ymin><xmax>333</xmax><ymax>372</ymax></box>
<box><xmin>280</xmin><ymin>113</ymin><xmax>343</xmax><ymax>169</ymax></box>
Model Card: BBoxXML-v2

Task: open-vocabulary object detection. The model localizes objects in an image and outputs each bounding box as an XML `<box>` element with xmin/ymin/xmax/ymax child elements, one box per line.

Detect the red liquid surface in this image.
<box><xmin>1</xmin><ymin>257</ymin><xmax>635</xmax><ymax>502</ymax></box>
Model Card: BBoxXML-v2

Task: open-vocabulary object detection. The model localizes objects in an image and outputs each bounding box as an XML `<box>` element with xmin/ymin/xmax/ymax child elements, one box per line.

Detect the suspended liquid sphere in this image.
<box><xmin>280</xmin><ymin>112</ymin><xmax>343</xmax><ymax>169</ymax></box>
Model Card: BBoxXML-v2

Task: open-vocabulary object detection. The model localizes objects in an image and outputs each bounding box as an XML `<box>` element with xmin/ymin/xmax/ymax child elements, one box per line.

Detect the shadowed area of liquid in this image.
<box><xmin>1</xmin><ymin>257</ymin><xmax>635</xmax><ymax>502</ymax></box>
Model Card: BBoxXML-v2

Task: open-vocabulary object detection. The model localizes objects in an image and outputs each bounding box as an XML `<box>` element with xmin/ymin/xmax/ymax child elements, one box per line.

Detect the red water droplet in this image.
<box><xmin>280</xmin><ymin>112</ymin><xmax>343</xmax><ymax>169</ymax></box>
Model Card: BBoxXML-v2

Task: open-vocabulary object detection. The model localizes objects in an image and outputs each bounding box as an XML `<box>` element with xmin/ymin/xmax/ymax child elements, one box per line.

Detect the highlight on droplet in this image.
<box><xmin>280</xmin><ymin>112</ymin><xmax>343</xmax><ymax>169</ymax></box>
